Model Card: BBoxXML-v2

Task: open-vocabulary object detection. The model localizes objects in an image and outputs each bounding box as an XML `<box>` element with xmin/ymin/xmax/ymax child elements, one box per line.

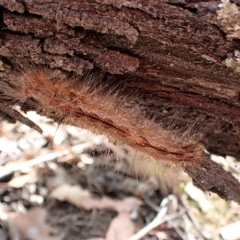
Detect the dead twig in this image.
<box><xmin>0</xmin><ymin>103</ymin><xmax>43</xmax><ymax>134</ymax></box>
<box><xmin>127</xmin><ymin>195</ymin><xmax>186</xmax><ymax>240</ymax></box>
<box><xmin>0</xmin><ymin>142</ymin><xmax>93</xmax><ymax>180</ymax></box>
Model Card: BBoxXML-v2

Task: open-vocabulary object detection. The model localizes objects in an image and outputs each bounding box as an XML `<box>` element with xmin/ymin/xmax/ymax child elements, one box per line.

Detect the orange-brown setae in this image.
<box><xmin>13</xmin><ymin>68</ymin><xmax>206</xmax><ymax>171</ymax></box>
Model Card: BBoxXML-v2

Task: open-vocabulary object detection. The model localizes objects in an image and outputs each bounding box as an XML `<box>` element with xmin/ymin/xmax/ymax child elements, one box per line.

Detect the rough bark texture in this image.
<box><xmin>0</xmin><ymin>0</ymin><xmax>240</xmax><ymax>201</ymax></box>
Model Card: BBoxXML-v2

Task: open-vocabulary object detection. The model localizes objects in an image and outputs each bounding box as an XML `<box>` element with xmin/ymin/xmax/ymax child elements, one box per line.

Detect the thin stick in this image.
<box><xmin>177</xmin><ymin>193</ymin><xmax>209</xmax><ymax>239</ymax></box>
<box><xmin>127</xmin><ymin>195</ymin><xmax>186</xmax><ymax>240</ymax></box>
<box><xmin>0</xmin><ymin>142</ymin><xmax>93</xmax><ymax>180</ymax></box>
<box><xmin>127</xmin><ymin>210</ymin><xmax>186</xmax><ymax>240</ymax></box>
<box><xmin>0</xmin><ymin>103</ymin><xmax>43</xmax><ymax>134</ymax></box>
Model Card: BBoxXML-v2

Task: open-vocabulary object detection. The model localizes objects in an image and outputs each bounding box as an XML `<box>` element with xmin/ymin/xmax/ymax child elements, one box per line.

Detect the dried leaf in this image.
<box><xmin>9</xmin><ymin>207</ymin><xmax>64</xmax><ymax>240</ymax></box>
<box><xmin>8</xmin><ymin>171</ymin><xmax>37</xmax><ymax>188</ymax></box>
<box><xmin>106</xmin><ymin>212</ymin><xmax>136</xmax><ymax>240</ymax></box>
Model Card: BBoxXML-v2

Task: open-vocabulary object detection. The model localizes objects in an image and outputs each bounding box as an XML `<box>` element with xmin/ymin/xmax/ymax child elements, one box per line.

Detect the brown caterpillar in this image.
<box><xmin>17</xmin><ymin>68</ymin><xmax>204</xmax><ymax>163</ymax></box>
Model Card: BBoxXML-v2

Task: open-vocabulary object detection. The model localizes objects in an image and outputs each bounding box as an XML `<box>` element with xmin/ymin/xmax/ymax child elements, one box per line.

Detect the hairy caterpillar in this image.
<box><xmin>4</xmin><ymin>66</ymin><xmax>240</xmax><ymax>202</ymax></box>
<box><xmin>17</xmin><ymin>68</ymin><xmax>204</xmax><ymax>163</ymax></box>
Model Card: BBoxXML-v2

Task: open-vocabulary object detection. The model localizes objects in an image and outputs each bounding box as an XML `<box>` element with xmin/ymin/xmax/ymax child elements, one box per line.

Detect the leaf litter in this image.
<box><xmin>0</xmin><ymin>111</ymin><xmax>239</xmax><ymax>240</ymax></box>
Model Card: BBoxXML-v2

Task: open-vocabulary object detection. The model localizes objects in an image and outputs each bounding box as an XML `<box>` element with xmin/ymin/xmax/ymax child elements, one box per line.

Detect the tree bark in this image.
<box><xmin>0</xmin><ymin>0</ymin><xmax>240</xmax><ymax>202</ymax></box>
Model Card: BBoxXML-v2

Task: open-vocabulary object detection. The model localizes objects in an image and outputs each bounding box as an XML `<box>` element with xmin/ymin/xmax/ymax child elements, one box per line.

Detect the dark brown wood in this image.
<box><xmin>0</xmin><ymin>0</ymin><xmax>240</xmax><ymax>202</ymax></box>
<box><xmin>0</xmin><ymin>102</ymin><xmax>42</xmax><ymax>134</ymax></box>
